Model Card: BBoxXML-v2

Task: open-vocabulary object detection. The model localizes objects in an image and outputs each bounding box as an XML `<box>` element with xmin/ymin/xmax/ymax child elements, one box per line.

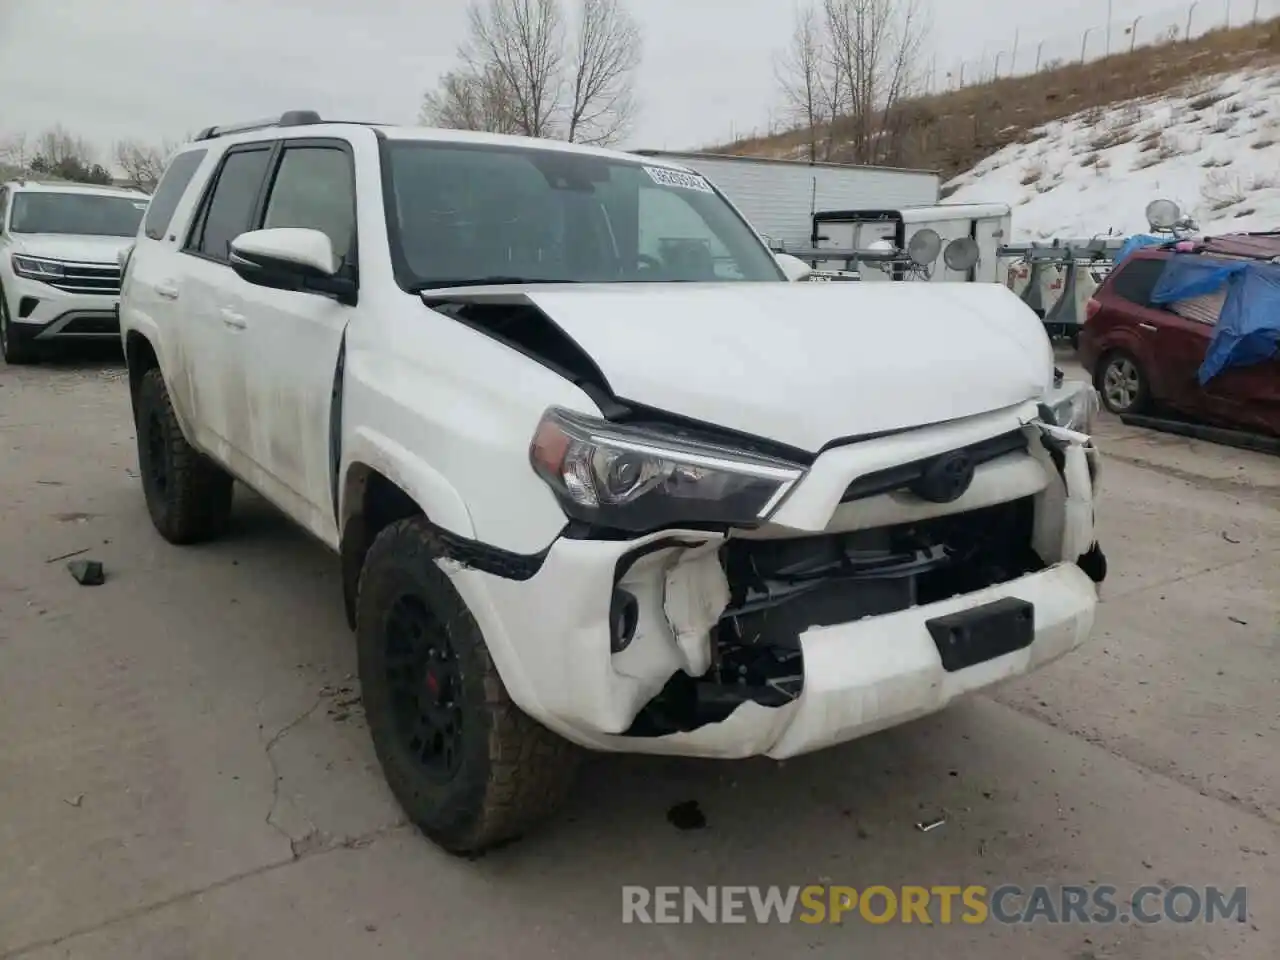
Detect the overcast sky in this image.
<box><xmin>0</xmin><ymin>0</ymin><xmax>1260</xmax><ymax>159</ymax></box>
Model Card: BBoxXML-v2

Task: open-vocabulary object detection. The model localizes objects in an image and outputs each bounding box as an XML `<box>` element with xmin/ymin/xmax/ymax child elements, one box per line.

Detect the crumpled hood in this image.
<box><xmin>8</xmin><ymin>233</ymin><xmax>135</xmax><ymax>265</ymax></box>
<box><xmin>520</xmin><ymin>282</ymin><xmax>1054</xmax><ymax>453</ymax></box>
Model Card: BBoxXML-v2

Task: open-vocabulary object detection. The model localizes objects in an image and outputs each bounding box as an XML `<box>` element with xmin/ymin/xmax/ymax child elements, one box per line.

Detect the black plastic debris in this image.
<box><xmin>667</xmin><ymin>800</ymin><xmax>707</xmax><ymax>831</ymax></box>
<box><xmin>67</xmin><ymin>559</ymin><xmax>105</xmax><ymax>586</ymax></box>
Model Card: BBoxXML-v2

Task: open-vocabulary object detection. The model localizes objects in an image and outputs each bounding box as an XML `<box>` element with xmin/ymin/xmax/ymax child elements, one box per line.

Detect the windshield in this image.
<box><xmin>9</xmin><ymin>192</ymin><xmax>147</xmax><ymax>237</ymax></box>
<box><xmin>382</xmin><ymin>141</ymin><xmax>783</xmax><ymax>288</ymax></box>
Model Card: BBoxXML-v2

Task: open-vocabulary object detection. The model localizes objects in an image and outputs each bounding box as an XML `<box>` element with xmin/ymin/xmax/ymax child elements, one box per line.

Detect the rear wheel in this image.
<box><xmin>135</xmin><ymin>367</ymin><xmax>234</xmax><ymax>543</ymax></box>
<box><xmin>356</xmin><ymin>518</ymin><xmax>579</xmax><ymax>855</ymax></box>
<box><xmin>0</xmin><ymin>288</ymin><xmax>37</xmax><ymax>365</ymax></box>
<box><xmin>1096</xmin><ymin>350</ymin><xmax>1150</xmax><ymax>415</ymax></box>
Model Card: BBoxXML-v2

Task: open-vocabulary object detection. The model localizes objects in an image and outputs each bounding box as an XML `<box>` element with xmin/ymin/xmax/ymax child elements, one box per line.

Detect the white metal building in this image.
<box><xmin>632</xmin><ymin>150</ymin><xmax>940</xmax><ymax>252</ymax></box>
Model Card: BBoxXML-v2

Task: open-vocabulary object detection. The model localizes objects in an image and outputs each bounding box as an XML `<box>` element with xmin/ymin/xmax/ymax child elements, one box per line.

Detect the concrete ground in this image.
<box><xmin>0</xmin><ymin>347</ymin><xmax>1276</xmax><ymax>959</ymax></box>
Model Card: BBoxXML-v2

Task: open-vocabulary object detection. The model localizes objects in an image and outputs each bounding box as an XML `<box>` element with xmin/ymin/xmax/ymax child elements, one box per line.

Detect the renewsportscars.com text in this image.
<box><xmin>621</xmin><ymin>885</ymin><xmax>1249</xmax><ymax>925</ymax></box>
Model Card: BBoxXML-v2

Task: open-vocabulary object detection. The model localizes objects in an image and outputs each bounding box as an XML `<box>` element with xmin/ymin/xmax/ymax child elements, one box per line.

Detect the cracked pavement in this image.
<box><xmin>0</xmin><ymin>348</ymin><xmax>1276</xmax><ymax>959</ymax></box>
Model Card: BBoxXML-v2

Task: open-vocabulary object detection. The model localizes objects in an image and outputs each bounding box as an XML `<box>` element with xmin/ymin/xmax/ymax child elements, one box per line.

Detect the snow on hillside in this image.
<box><xmin>945</xmin><ymin>67</ymin><xmax>1280</xmax><ymax>241</ymax></box>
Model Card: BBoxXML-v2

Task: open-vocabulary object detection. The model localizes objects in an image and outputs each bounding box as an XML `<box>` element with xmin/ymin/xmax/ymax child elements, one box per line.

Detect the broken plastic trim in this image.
<box><xmin>624</xmin><ymin>496</ymin><xmax>1043</xmax><ymax>739</ymax></box>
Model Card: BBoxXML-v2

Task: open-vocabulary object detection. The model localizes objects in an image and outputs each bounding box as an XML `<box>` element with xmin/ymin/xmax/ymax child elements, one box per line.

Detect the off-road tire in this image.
<box><xmin>0</xmin><ymin>286</ymin><xmax>37</xmax><ymax>366</ymax></box>
<box><xmin>1095</xmin><ymin>349</ymin><xmax>1151</xmax><ymax>416</ymax></box>
<box><xmin>356</xmin><ymin>517</ymin><xmax>580</xmax><ymax>855</ymax></box>
<box><xmin>135</xmin><ymin>367</ymin><xmax>234</xmax><ymax>544</ymax></box>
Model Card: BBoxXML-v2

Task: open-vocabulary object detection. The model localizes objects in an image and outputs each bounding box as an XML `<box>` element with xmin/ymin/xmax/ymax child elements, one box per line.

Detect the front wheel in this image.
<box><xmin>135</xmin><ymin>367</ymin><xmax>234</xmax><ymax>543</ymax></box>
<box><xmin>356</xmin><ymin>518</ymin><xmax>579</xmax><ymax>855</ymax></box>
<box><xmin>0</xmin><ymin>287</ymin><xmax>37</xmax><ymax>365</ymax></box>
<box><xmin>1096</xmin><ymin>350</ymin><xmax>1150</xmax><ymax>415</ymax></box>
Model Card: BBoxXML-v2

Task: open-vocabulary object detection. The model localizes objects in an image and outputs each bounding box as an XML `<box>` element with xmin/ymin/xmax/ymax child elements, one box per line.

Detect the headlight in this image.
<box><xmin>529</xmin><ymin>408</ymin><xmax>805</xmax><ymax>534</ymax></box>
<box><xmin>11</xmin><ymin>255</ymin><xmax>65</xmax><ymax>281</ymax></box>
<box><xmin>1047</xmin><ymin>381</ymin><xmax>1100</xmax><ymax>434</ymax></box>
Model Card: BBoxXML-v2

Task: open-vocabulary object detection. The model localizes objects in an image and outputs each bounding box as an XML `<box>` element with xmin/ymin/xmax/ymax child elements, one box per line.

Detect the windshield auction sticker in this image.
<box><xmin>644</xmin><ymin>166</ymin><xmax>714</xmax><ymax>194</ymax></box>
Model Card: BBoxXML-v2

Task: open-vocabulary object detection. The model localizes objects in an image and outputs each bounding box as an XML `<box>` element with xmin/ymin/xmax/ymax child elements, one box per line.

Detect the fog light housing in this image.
<box><xmin>609</xmin><ymin>588</ymin><xmax>639</xmax><ymax>653</ymax></box>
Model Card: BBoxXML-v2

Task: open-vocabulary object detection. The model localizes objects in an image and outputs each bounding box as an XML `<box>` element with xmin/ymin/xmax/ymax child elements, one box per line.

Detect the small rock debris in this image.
<box><xmin>67</xmin><ymin>559</ymin><xmax>105</xmax><ymax>586</ymax></box>
<box><xmin>667</xmin><ymin>800</ymin><xmax>707</xmax><ymax>831</ymax></box>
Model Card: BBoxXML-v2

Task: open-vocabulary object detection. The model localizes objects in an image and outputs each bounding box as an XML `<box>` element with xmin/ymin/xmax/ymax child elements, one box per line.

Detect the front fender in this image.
<box><xmin>341</xmin><ymin>427</ymin><xmax>476</xmax><ymax>538</ymax></box>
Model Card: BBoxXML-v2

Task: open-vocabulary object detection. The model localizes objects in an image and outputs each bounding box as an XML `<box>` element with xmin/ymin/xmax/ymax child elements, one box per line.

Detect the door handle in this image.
<box><xmin>1139</xmin><ymin>322</ymin><xmax>1157</xmax><ymax>332</ymax></box>
<box><xmin>220</xmin><ymin>309</ymin><xmax>247</xmax><ymax>330</ymax></box>
<box><xmin>155</xmin><ymin>283</ymin><xmax>179</xmax><ymax>300</ymax></box>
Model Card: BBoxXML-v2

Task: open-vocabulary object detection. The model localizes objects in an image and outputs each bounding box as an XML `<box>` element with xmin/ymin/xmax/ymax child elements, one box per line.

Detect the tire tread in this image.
<box><xmin>356</xmin><ymin>517</ymin><xmax>578</xmax><ymax>855</ymax></box>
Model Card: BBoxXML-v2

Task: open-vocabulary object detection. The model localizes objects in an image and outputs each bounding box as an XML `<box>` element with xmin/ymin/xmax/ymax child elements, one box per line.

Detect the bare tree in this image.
<box><xmin>565</xmin><ymin>0</ymin><xmax>641</xmax><ymax>144</ymax></box>
<box><xmin>421</xmin><ymin>64</ymin><xmax>514</xmax><ymax>134</ymax></box>
<box><xmin>422</xmin><ymin>0</ymin><xmax>642</xmax><ymax>146</ymax></box>
<box><xmin>0</xmin><ymin>133</ymin><xmax>32</xmax><ymax>179</ymax></box>
<box><xmin>114</xmin><ymin>139</ymin><xmax>177</xmax><ymax>191</ymax></box>
<box><xmin>779</xmin><ymin>0</ymin><xmax>928</xmax><ymax>165</ymax></box>
<box><xmin>776</xmin><ymin>2</ymin><xmax>834</xmax><ymax>161</ymax></box>
<box><xmin>467</xmin><ymin>0</ymin><xmax>564</xmax><ymax>138</ymax></box>
<box><xmin>34</xmin><ymin>124</ymin><xmax>97</xmax><ymax>169</ymax></box>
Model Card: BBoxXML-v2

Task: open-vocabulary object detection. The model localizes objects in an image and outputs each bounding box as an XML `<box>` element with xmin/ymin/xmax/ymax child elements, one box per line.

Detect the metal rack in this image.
<box><xmin>999</xmin><ymin>238</ymin><xmax>1131</xmax><ymax>334</ymax></box>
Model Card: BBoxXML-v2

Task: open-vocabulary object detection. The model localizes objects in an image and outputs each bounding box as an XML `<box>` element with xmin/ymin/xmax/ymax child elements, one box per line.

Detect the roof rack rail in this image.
<box><xmin>194</xmin><ymin>110</ymin><xmax>323</xmax><ymax>141</ymax></box>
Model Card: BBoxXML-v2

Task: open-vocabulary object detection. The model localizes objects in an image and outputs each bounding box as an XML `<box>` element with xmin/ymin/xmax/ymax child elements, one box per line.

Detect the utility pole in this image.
<box><xmin>1106</xmin><ymin>0</ymin><xmax>1113</xmax><ymax>54</ymax></box>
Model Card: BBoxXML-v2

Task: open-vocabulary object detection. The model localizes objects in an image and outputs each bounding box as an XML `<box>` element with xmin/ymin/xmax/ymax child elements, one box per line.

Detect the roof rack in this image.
<box><xmin>194</xmin><ymin>110</ymin><xmax>323</xmax><ymax>142</ymax></box>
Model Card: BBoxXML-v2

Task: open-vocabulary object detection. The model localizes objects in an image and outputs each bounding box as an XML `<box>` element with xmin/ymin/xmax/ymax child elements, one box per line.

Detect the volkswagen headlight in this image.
<box><xmin>11</xmin><ymin>255</ymin><xmax>65</xmax><ymax>281</ymax></box>
<box><xmin>529</xmin><ymin>408</ymin><xmax>805</xmax><ymax>533</ymax></box>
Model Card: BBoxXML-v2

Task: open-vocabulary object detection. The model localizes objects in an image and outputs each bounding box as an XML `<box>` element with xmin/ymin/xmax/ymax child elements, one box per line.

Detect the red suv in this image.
<box><xmin>1077</xmin><ymin>243</ymin><xmax>1280</xmax><ymax>437</ymax></box>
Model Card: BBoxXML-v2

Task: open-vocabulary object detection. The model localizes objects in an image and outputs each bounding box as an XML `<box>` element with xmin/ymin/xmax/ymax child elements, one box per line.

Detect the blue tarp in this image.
<box><xmin>1114</xmin><ymin>234</ymin><xmax>1168</xmax><ymax>265</ymax></box>
<box><xmin>1149</xmin><ymin>254</ymin><xmax>1280</xmax><ymax>384</ymax></box>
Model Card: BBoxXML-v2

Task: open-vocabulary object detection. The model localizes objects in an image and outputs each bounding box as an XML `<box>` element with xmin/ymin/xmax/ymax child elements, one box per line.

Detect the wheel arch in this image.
<box><xmin>337</xmin><ymin>456</ymin><xmax>552</xmax><ymax>631</ymax></box>
<box><xmin>125</xmin><ymin>329</ymin><xmax>161</xmax><ymax>422</ymax></box>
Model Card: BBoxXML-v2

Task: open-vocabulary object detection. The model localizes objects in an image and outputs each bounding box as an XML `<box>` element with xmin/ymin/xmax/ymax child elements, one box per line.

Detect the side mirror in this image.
<box><xmin>229</xmin><ymin>228</ymin><xmax>355</xmax><ymax>303</ymax></box>
<box><xmin>775</xmin><ymin>252</ymin><xmax>813</xmax><ymax>282</ymax></box>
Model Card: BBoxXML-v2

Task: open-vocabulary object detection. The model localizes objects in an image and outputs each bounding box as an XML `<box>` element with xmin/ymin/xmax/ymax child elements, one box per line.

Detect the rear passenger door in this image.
<box><xmin>235</xmin><ymin>138</ymin><xmax>358</xmax><ymax>543</ymax></box>
<box><xmin>1107</xmin><ymin>257</ymin><xmax>1209</xmax><ymax>413</ymax></box>
<box><xmin>178</xmin><ymin>143</ymin><xmax>275</xmax><ymax>462</ymax></box>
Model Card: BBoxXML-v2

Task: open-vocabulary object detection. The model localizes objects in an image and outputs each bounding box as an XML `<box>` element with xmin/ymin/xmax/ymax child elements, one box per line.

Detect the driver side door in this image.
<box><xmin>234</xmin><ymin>138</ymin><xmax>360</xmax><ymax>545</ymax></box>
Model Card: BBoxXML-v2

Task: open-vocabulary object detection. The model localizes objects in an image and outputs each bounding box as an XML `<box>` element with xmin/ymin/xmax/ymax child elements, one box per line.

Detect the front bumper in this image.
<box><xmin>451</xmin><ymin>545</ymin><xmax>1098</xmax><ymax>759</ymax></box>
<box><xmin>2</xmin><ymin>275</ymin><xmax>120</xmax><ymax>344</ymax></box>
<box><xmin>444</xmin><ymin>413</ymin><xmax>1104</xmax><ymax>760</ymax></box>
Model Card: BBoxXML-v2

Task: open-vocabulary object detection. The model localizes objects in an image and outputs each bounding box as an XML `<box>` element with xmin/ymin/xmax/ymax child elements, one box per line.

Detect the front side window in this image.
<box><xmin>9</xmin><ymin>192</ymin><xmax>148</xmax><ymax>238</ymax></box>
<box><xmin>382</xmin><ymin>140</ymin><xmax>782</xmax><ymax>289</ymax></box>
<box><xmin>261</xmin><ymin>146</ymin><xmax>356</xmax><ymax>262</ymax></box>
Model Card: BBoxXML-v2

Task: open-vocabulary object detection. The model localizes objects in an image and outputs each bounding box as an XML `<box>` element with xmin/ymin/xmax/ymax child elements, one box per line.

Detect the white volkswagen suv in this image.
<box><xmin>0</xmin><ymin>180</ymin><xmax>150</xmax><ymax>364</ymax></box>
<box><xmin>118</xmin><ymin>111</ymin><xmax>1107</xmax><ymax>855</ymax></box>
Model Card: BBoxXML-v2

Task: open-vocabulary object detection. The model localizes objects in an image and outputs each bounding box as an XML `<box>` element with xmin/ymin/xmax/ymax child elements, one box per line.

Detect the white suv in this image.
<box><xmin>119</xmin><ymin>111</ymin><xmax>1107</xmax><ymax>855</ymax></box>
<box><xmin>0</xmin><ymin>180</ymin><xmax>150</xmax><ymax>364</ymax></box>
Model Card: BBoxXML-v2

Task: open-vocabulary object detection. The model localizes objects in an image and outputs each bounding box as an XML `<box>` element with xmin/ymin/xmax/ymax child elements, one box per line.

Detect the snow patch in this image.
<box><xmin>945</xmin><ymin>68</ymin><xmax>1280</xmax><ymax>241</ymax></box>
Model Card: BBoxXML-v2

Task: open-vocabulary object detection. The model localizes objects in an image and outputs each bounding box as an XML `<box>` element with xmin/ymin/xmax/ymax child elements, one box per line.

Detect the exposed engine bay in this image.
<box><xmin>625</xmin><ymin>497</ymin><xmax>1046</xmax><ymax>737</ymax></box>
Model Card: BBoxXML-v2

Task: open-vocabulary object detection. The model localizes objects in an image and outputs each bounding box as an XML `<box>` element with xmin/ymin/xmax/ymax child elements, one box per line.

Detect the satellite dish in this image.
<box><xmin>906</xmin><ymin>228</ymin><xmax>943</xmax><ymax>266</ymax></box>
<box><xmin>943</xmin><ymin>236</ymin><xmax>981</xmax><ymax>272</ymax></box>
<box><xmin>1146</xmin><ymin>198</ymin><xmax>1181</xmax><ymax>231</ymax></box>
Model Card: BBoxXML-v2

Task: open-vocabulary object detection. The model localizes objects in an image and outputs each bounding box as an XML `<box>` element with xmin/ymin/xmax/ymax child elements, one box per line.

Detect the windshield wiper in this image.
<box><xmin>410</xmin><ymin>276</ymin><xmax>578</xmax><ymax>291</ymax></box>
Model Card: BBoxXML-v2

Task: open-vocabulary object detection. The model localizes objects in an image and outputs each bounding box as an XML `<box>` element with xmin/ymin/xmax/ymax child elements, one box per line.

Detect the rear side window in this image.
<box><xmin>143</xmin><ymin>149</ymin><xmax>207</xmax><ymax>240</ymax></box>
<box><xmin>1108</xmin><ymin>257</ymin><xmax>1167</xmax><ymax>306</ymax></box>
<box><xmin>186</xmin><ymin>146</ymin><xmax>273</xmax><ymax>262</ymax></box>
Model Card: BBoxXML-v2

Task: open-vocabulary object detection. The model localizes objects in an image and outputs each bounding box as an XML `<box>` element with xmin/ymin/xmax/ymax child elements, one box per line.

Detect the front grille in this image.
<box><xmin>46</xmin><ymin>261</ymin><xmax>122</xmax><ymax>296</ymax></box>
<box><xmin>840</xmin><ymin>429</ymin><xmax>1028</xmax><ymax>504</ymax></box>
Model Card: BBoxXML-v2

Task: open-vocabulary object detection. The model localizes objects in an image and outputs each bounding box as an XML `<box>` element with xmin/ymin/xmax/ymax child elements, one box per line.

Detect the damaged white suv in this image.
<box><xmin>119</xmin><ymin>112</ymin><xmax>1106</xmax><ymax>855</ymax></box>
